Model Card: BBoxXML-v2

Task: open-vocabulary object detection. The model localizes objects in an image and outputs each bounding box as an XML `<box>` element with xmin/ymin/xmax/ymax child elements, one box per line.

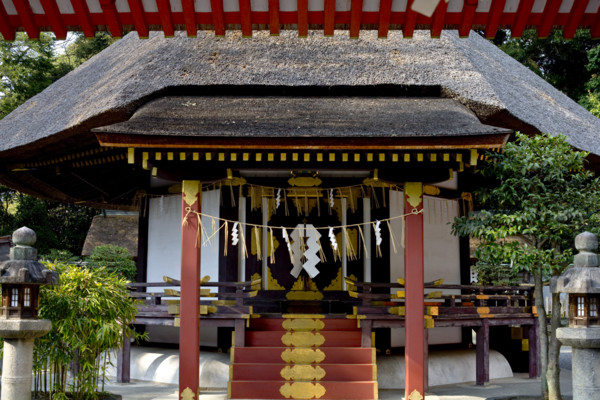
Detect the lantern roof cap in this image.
<box><xmin>0</xmin><ymin>227</ymin><xmax>58</xmax><ymax>285</ymax></box>
<box><xmin>555</xmin><ymin>232</ymin><xmax>600</xmax><ymax>294</ymax></box>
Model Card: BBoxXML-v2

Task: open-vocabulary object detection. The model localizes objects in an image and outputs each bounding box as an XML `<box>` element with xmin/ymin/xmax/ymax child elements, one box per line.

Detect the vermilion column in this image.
<box><xmin>180</xmin><ymin>180</ymin><xmax>201</xmax><ymax>399</ymax></box>
<box><xmin>404</xmin><ymin>182</ymin><xmax>425</xmax><ymax>400</ymax></box>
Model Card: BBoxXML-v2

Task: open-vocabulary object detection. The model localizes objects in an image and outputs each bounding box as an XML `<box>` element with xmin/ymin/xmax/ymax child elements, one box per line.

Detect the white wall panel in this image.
<box><xmin>389</xmin><ymin>190</ymin><xmax>462</xmax><ymax>347</ymax></box>
<box><xmin>146</xmin><ymin>191</ymin><xmax>221</xmax><ymax>346</ymax></box>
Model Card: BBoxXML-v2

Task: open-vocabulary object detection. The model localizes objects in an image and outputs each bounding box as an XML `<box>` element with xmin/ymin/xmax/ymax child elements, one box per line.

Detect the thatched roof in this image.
<box><xmin>0</xmin><ymin>30</ymin><xmax>598</xmax><ymax>159</ymax></box>
<box><xmin>94</xmin><ymin>96</ymin><xmax>510</xmax><ymax>139</ymax></box>
<box><xmin>81</xmin><ymin>215</ymin><xmax>138</xmax><ymax>257</ymax></box>
<box><xmin>0</xmin><ymin>29</ymin><xmax>598</xmax><ymax>208</ymax></box>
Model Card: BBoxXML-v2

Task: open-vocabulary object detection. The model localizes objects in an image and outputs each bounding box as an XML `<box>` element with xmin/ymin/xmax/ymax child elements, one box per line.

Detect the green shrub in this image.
<box><xmin>34</xmin><ymin>261</ymin><xmax>146</xmax><ymax>399</ymax></box>
<box><xmin>40</xmin><ymin>248</ymin><xmax>80</xmax><ymax>263</ymax></box>
<box><xmin>87</xmin><ymin>245</ymin><xmax>137</xmax><ymax>281</ymax></box>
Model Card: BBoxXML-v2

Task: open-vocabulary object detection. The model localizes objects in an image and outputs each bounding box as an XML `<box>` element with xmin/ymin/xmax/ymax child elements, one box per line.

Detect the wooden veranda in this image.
<box><xmin>124</xmin><ymin>276</ymin><xmax>539</xmax><ymax>390</ymax></box>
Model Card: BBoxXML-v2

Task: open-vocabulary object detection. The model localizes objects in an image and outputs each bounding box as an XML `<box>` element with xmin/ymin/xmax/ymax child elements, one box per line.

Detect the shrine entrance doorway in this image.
<box><xmin>243</xmin><ymin>180</ymin><xmax>372</xmax><ymax>315</ymax></box>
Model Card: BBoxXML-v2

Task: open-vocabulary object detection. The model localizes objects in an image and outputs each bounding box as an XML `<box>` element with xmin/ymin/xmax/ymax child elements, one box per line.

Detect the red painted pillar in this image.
<box><xmin>180</xmin><ymin>180</ymin><xmax>201</xmax><ymax>399</ymax></box>
<box><xmin>404</xmin><ymin>182</ymin><xmax>425</xmax><ymax>400</ymax></box>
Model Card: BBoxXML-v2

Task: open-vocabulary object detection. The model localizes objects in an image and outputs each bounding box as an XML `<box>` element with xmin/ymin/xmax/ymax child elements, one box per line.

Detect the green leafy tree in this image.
<box><xmin>0</xmin><ymin>185</ymin><xmax>17</xmax><ymax>235</ymax></box>
<box><xmin>0</xmin><ymin>32</ymin><xmax>116</xmax><ymax>118</ymax></box>
<box><xmin>0</xmin><ymin>32</ymin><xmax>115</xmax><ymax>254</ymax></box>
<box><xmin>14</xmin><ymin>194</ymin><xmax>60</xmax><ymax>253</ymax></box>
<box><xmin>498</xmin><ymin>29</ymin><xmax>597</xmax><ymax>102</ymax></box>
<box><xmin>0</xmin><ymin>33</ymin><xmax>60</xmax><ymax>118</ymax></box>
<box><xmin>10</xmin><ymin>194</ymin><xmax>98</xmax><ymax>256</ymax></box>
<box><xmin>579</xmin><ymin>46</ymin><xmax>600</xmax><ymax>117</ymax></box>
<box><xmin>68</xmin><ymin>32</ymin><xmax>117</xmax><ymax>66</ymax></box>
<box><xmin>452</xmin><ymin>133</ymin><xmax>600</xmax><ymax>400</ymax></box>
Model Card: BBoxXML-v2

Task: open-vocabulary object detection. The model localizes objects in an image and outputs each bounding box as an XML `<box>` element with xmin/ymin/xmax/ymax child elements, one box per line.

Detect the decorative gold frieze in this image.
<box><xmin>423</xmin><ymin>185</ymin><xmax>441</xmax><ymax>196</ymax></box>
<box><xmin>281</xmin><ymin>332</ymin><xmax>326</xmax><ymax>347</ymax></box>
<box><xmin>404</xmin><ymin>182</ymin><xmax>423</xmax><ymax>208</ymax></box>
<box><xmin>388</xmin><ymin>306</ymin><xmax>405</xmax><ymax>316</ymax></box>
<box><xmin>281</xmin><ymin>348</ymin><xmax>326</xmax><ymax>364</ymax></box>
<box><xmin>288</xmin><ymin>176</ymin><xmax>323</xmax><ymax>187</ymax></box>
<box><xmin>282</xmin><ymin>318</ymin><xmax>325</xmax><ymax>332</ymax></box>
<box><xmin>407</xmin><ymin>389</ymin><xmax>423</xmax><ymax>400</ymax></box>
<box><xmin>477</xmin><ymin>307</ymin><xmax>490</xmax><ymax>315</ymax></box>
<box><xmin>291</xmin><ymin>277</ymin><xmax>318</xmax><ymax>291</ymax></box>
<box><xmin>279</xmin><ymin>382</ymin><xmax>326</xmax><ymax>399</ymax></box>
<box><xmin>286</xmin><ymin>291</ymin><xmax>324</xmax><ymax>301</ymax></box>
<box><xmin>280</xmin><ymin>365</ymin><xmax>326</xmax><ymax>381</ymax></box>
<box><xmin>324</xmin><ymin>268</ymin><xmax>343</xmax><ymax>291</ymax></box>
<box><xmin>251</xmin><ymin>272</ymin><xmax>262</xmax><ymax>291</ymax></box>
<box><xmin>182</xmin><ymin>181</ymin><xmax>201</xmax><ymax>207</ymax></box>
<box><xmin>180</xmin><ymin>387</ymin><xmax>196</xmax><ymax>400</ymax></box>
<box><xmin>267</xmin><ymin>268</ymin><xmax>285</xmax><ymax>290</ymax></box>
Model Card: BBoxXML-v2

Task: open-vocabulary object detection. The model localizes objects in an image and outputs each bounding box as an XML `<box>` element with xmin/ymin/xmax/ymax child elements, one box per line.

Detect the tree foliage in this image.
<box><xmin>34</xmin><ymin>261</ymin><xmax>145</xmax><ymax>399</ymax></box>
<box><xmin>498</xmin><ymin>30</ymin><xmax>598</xmax><ymax>103</ymax></box>
<box><xmin>0</xmin><ymin>33</ymin><xmax>60</xmax><ymax>118</ymax></box>
<box><xmin>452</xmin><ymin>132</ymin><xmax>600</xmax><ymax>400</ymax></box>
<box><xmin>0</xmin><ymin>32</ymin><xmax>116</xmax><ymax>255</ymax></box>
<box><xmin>454</xmin><ymin>133</ymin><xmax>600</xmax><ymax>263</ymax></box>
<box><xmin>0</xmin><ymin>189</ymin><xmax>98</xmax><ymax>256</ymax></box>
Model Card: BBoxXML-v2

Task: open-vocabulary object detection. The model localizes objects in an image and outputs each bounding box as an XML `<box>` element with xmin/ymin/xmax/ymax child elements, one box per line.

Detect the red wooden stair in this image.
<box><xmin>229</xmin><ymin>315</ymin><xmax>378</xmax><ymax>400</ymax></box>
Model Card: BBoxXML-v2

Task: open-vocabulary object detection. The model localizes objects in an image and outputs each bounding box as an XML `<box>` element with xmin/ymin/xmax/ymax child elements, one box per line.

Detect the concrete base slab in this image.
<box><xmin>102</xmin><ymin>371</ymin><xmax>573</xmax><ymax>400</ymax></box>
<box><xmin>378</xmin><ymin>349</ymin><xmax>513</xmax><ymax>388</ymax></box>
<box><xmin>106</xmin><ymin>346</ymin><xmax>513</xmax><ymax>389</ymax></box>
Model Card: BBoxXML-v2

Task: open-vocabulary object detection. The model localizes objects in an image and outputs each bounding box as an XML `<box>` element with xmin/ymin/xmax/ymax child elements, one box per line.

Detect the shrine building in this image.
<box><xmin>0</xmin><ymin>28</ymin><xmax>599</xmax><ymax>400</ymax></box>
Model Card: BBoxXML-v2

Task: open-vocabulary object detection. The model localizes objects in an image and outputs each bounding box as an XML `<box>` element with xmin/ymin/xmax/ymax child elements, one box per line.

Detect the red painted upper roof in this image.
<box><xmin>2</xmin><ymin>0</ymin><xmax>600</xmax><ymax>40</ymax></box>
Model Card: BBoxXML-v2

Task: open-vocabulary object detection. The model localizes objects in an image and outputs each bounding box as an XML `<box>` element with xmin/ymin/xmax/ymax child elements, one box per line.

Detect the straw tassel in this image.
<box><xmin>269</xmin><ymin>227</ymin><xmax>276</xmax><ymax>264</ymax></box>
<box><xmin>357</xmin><ymin>225</ymin><xmax>368</xmax><ymax>258</ymax></box>
<box><xmin>239</xmin><ymin>223</ymin><xmax>248</xmax><ymax>258</ymax></box>
<box><xmin>254</xmin><ymin>226</ymin><xmax>262</xmax><ymax>261</ymax></box>
<box><xmin>387</xmin><ymin>220</ymin><xmax>398</xmax><ymax>254</ymax></box>
<box><xmin>344</xmin><ymin>227</ymin><xmax>357</xmax><ymax>260</ymax></box>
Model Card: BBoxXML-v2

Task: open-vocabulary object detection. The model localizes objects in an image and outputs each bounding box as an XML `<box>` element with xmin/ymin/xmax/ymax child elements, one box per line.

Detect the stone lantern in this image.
<box><xmin>555</xmin><ymin>231</ymin><xmax>600</xmax><ymax>400</ymax></box>
<box><xmin>0</xmin><ymin>227</ymin><xmax>58</xmax><ymax>400</ymax></box>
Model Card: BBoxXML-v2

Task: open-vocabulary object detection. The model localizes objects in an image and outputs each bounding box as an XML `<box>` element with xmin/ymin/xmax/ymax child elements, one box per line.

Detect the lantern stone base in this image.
<box><xmin>0</xmin><ymin>319</ymin><xmax>52</xmax><ymax>400</ymax></box>
<box><xmin>557</xmin><ymin>327</ymin><xmax>600</xmax><ymax>400</ymax></box>
<box><xmin>557</xmin><ymin>327</ymin><xmax>600</xmax><ymax>348</ymax></box>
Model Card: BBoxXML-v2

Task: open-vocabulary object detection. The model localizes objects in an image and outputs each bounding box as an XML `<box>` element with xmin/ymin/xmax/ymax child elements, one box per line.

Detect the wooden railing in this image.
<box><xmin>345</xmin><ymin>277</ymin><xmax>535</xmax><ymax>325</ymax></box>
<box><xmin>122</xmin><ymin>277</ymin><xmax>538</xmax><ymax>386</ymax></box>
<box><xmin>127</xmin><ymin>275</ymin><xmax>260</xmax><ymax>326</ymax></box>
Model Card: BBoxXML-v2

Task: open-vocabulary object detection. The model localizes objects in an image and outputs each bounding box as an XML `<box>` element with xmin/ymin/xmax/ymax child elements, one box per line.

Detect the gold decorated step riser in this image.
<box><xmin>228</xmin><ymin>381</ymin><xmax>378</xmax><ymax>400</ymax></box>
<box><xmin>250</xmin><ymin>317</ymin><xmax>361</xmax><ymax>332</ymax></box>
<box><xmin>231</xmin><ymin>363</ymin><xmax>377</xmax><ymax>381</ymax></box>
<box><xmin>232</xmin><ymin>347</ymin><xmax>376</xmax><ymax>365</ymax></box>
<box><xmin>246</xmin><ymin>330</ymin><xmax>362</xmax><ymax>348</ymax></box>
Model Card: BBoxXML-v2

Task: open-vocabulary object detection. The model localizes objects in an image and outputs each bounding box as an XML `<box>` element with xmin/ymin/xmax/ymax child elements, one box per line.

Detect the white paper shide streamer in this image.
<box><xmin>375</xmin><ymin>220</ymin><xmax>382</xmax><ymax>246</ymax></box>
<box><xmin>276</xmin><ymin>189</ymin><xmax>281</xmax><ymax>210</ymax></box>
<box><xmin>282</xmin><ymin>227</ymin><xmax>294</xmax><ymax>264</ymax></box>
<box><xmin>231</xmin><ymin>222</ymin><xmax>239</xmax><ymax>246</ymax></box>
<box><xmin>289</xmin><ymin>224</ymin><xmax>321</xmax><ymax>278</ymax></box>
<box><xmin>329</xmin><ymin>227</ymin><xmax>338</xmax><ymax>252</ymax></box>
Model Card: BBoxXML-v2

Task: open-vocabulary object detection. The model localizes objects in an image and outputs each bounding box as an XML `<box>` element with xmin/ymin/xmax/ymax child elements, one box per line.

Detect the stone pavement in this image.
<box><xmin>104</xmin><ymin>370</ymin><xmax>573</xmax><ymax>400</ymax></box>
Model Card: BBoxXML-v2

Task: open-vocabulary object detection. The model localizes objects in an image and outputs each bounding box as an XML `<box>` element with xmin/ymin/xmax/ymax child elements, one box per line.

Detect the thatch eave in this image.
<box><xmin>0</xmin><ymin>30</ymin><xmax>597</xmax><ymax>158</ymax></box>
